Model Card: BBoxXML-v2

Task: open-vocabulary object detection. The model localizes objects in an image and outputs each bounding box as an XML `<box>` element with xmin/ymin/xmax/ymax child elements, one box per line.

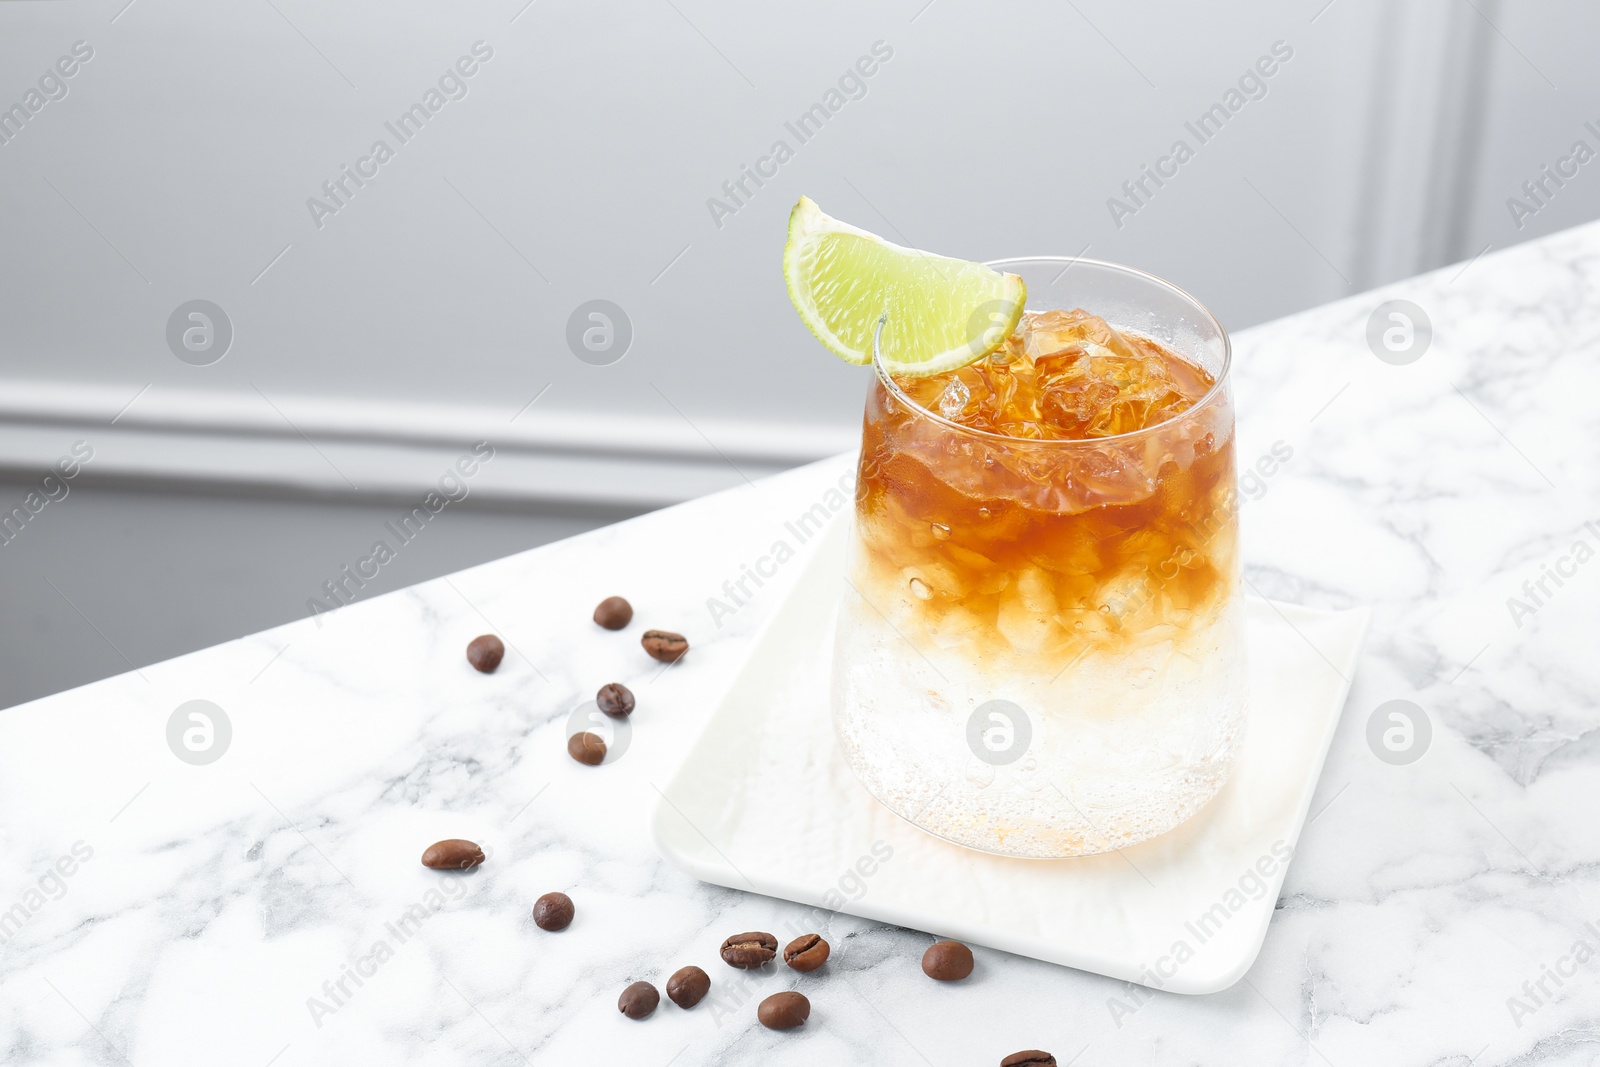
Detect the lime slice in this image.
<box><xmin>783</xmin><ymin>196</ymin><xmax>1026</xmax><ymax>376</ymax></box>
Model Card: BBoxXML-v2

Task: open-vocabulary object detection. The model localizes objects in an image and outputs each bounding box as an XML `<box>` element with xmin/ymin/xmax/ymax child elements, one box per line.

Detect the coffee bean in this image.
<box><xmin>593</xmin><ymin>596</ymin><xmax>633</xmax><ymax>630</ymax></box>
<box><xmin>666</xmin><ymin>965</ymin><xmax>710</xmax><ymax>1009</ymax></box>
<box><xmin>567</xmin><ymin>731</ymin><xmax>606</xmax><ymax>766</ymax></box>
<box><xmin>922</xmin><ymin>940</ymin><xmax>974</xmax><ymax>981</ymax></box>
<box><xmin>466</xmin><ymin>634</ymin><xmax>505</xmax><ymax>673</ymax></box>
<box><xmin>596</xmin><ymin>683</ymin><xmax>635</xmax><ymax>718</ymax></box>
<box><xmin>641</xmin><ymin>630</ymin><xmax>689</xmax><ymax>663</ymax></box>
<box><xmin>618</xmin><ymin>981</ymin><xmax>659</xmax><ymax>1020</ymax></box>
<box><xmin>757</xmin><ymin>991</ymin><xmax>809</xmax><ymax>1030</ymax></box>
<box><xmin>719</xmin><ymin>931</ymin><xmax>777</xmax><ymax>969</ymax></box>
<box><xmin>532</xmin><ymin>892</ymin><xmax>574</xmax><ymax>931</ymax></box>
<box><xmin>1001</xmin><ymin>1053</ymin><xmax>1056</xmax><ymax>1067</ymax></box>
<box><xmin>783</xmin><ymin>933</ymin><xmax>829</xmax><ymax>972</ymax></box>
<box><xmin>420</xmin><ymin>839</ymin><xmax>485</xmax><ymax>870</ymax></box>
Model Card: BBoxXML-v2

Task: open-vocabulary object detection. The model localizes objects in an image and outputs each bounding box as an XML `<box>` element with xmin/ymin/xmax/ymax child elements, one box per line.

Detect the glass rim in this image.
<box><xmin>870</xmin><ymin>255</ymin><xmax>1233</xmax><ymax>449</ymax></box>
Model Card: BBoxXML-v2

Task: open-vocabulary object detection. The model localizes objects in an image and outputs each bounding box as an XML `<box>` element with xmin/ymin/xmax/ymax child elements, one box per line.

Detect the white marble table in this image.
<box><xmin>3</xmin><ymin>221</ymin><xmax>1598</xmax><ymax>1066</ymax></box>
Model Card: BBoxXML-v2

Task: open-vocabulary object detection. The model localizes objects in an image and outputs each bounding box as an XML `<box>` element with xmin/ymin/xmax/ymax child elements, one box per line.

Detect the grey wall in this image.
<box><xmin>0</xmin><ymin>477</ymin><xmax>633</xmax><ymax>708</ymax></box>
<box><xmin>1457</xmin><ymin>3</ymin><xmax>1600</xmax><ymax>254</ymax></box>
<box><xmin>2</xmin><ymin>0</ymin><xmax>1599</xmax><ymax>708</ymax></box>
<box><xmin>7</xmin><ymin>0</ymin><xmax>1596</xmax><ymax>419</ymax></box>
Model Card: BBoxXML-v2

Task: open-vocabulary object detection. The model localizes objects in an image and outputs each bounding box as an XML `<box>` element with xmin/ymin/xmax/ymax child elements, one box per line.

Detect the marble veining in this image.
<box><xmin>3</xmin><ymin>221</ymin><xmax>1600</xmax><ymax>1064</ymax></box>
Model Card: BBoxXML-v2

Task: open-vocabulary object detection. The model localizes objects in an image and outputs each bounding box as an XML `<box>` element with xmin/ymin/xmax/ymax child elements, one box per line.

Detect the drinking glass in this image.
<box><xmin>830</xmin><ymin>258</ymin><xmax>1247</xmax><ymax>858</ymax></box>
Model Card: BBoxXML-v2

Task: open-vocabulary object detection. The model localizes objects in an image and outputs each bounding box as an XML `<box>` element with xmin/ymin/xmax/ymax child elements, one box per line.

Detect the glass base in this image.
<box><xmin>830</xmin><ymin>590</ymin><xmax>1249</xmax><ymax>859</ymax></box>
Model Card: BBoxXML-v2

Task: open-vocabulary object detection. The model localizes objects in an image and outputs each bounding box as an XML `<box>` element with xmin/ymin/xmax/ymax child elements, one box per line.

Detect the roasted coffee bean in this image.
<box><xmin>757</xmin><ymin>991</ymin><xmax>810</xmax><ymax>1030</ymax></box>
<box><xmin>596</xmin><ymin>683</ymin><xmax>636</xmax><ymax>718</ymax></box>
<box><xmin>466</xmin><ymin>634</ymin><xmax>505</xmax><ymax>673</ymax></box>
<box><xmin>567</xmin><ymin>731</ymin><xmax>607</xmax><ymax>766</ymax></box>
<box><xmin>641</xmin><ymin>630</ymin><xmax>689</xmax><ymax>663</ymax></box>
<box><xmin>1001</xmin><ymin>1053</ymin><xmax>1056</xmax><ymax>1067</ymax></box>
<box><xmin>719</xmin><ymin>931</ymin><xmax>777</xmax><ymax>969</ymax></box>
<box><xmin>666</xmin><ymin>965</ymin><xmax>710</xmax><ymax>1009</ymax></box>
<box><xmin>922</xmin><ymin>939</ymin><xmax>974</xmax><ymax>981</ymax></box>
<box><xmin>420</xmin><ymin>839</ymin><xmax>485</xmax><ymax>870</ymax></box>
<box><xmin>593</xmin><ymin>596</ymin><xmax>633</xmax><ymax>630</ymax></box>
<box><xmin>783</xmin><ymin>934</ymin><xmax>829</xmax><ymax>972</ymax></box>
<box><xmin>618</xmin><ymin>981</ymin><xmax>659</xmax><ymax>1020</ymax></box>
<box><xmin>532</xmin><ymin>892</ymin><xmax>574</xmax><ymax>931</ymax></box>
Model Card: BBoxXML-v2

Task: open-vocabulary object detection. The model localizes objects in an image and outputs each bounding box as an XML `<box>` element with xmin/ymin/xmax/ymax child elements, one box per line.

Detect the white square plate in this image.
<box><xmin>651</xmin><ymin>516</ymin><xmax>1369</xmax><ymax>994</ymax></box>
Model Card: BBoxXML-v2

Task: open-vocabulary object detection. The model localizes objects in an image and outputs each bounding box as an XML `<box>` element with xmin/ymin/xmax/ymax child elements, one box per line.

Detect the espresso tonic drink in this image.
<box><xmin>830</xmin><ymin>259</ymin><xmax>1246</xmax><ymax>858</ymax></box>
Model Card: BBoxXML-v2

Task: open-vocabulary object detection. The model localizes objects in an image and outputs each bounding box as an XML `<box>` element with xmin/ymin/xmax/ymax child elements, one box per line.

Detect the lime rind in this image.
<box><xmin>784</xmin><ymin>196</ymin><xmax>1026</xmax><ymax>377</ymax></box>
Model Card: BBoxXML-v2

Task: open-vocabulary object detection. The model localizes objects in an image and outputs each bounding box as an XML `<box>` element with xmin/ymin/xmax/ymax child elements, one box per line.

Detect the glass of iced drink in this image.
<box><xmin>831</xmin><ymin>258</ymin><xmax>1246</xmax><ymax>858</ymax></box>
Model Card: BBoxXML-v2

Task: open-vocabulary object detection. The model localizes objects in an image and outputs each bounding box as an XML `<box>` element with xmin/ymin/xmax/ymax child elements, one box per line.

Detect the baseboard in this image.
<box><xmin>0</xmin><ymin>380</ymin><xmax>858</xmax><ymax>510</ymax></box>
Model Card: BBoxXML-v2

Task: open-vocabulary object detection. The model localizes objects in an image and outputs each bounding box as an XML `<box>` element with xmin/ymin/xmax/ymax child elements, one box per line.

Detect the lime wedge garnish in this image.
<box><xmin>783</xmin><ymin>196</ymin><xmax>1026</xmax><ymax>376</ymax></box>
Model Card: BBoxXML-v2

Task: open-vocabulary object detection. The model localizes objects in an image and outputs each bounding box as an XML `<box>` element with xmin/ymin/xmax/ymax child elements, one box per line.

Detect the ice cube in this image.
<box><xmin>1034</xmin><ymin>344</ymin><xmax>1189</xmax><ymax>438</ymax></box>
<box><xmin>997</xmin><ymin>566</ymin><xmax>1060</xmax><ymax>652</ymax></box>
<box><xmin>938</xmin><ymin>377</ymin><xmax>971</xmax><ymax>419</ymax></box>
<box><xmin>1019</xmin><ymin>308</ymin><xmax>1142</xmax><ymax>362</ymax></box>
<box><xmin>1097</xmin><ymin>568</ymin><xmax>1155</xmax><ymax>623</ymax></box>
<box><xmin>892</xmin><ymin>309</ymin><xmax>1208</xmax><ymax>442</ymax></box>
<box><xmin>927</xmin><ymin>604</ymin><xmax>987</xmax><ymax>650</ymax></box>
